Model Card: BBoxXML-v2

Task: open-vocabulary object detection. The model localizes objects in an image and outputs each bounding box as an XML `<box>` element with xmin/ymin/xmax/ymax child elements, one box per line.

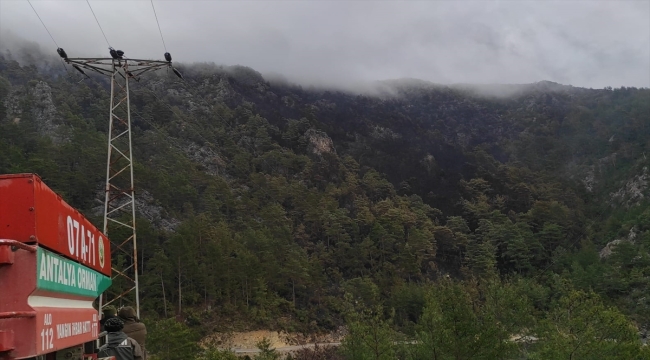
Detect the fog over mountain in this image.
<box><xmin>1</xmin><ymin>1</ymin><xmax>648</xmax><ymax>90</ymax></box>
<box><xmin>2</xmin><ymin>5</ymin><xmax>650</xmax><ymax>356</ymax></box>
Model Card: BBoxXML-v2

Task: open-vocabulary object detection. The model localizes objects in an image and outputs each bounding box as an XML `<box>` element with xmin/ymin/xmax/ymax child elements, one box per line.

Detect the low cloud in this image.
<box><xmin>1</xmin><ymin>1</ymin><xmax>648</xmax><ymax>90</ymax></box>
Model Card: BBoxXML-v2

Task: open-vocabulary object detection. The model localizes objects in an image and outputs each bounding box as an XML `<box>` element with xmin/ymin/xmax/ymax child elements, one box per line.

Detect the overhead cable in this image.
<box><xmin>86</xmin><ymin>0</ymin><xmax>111</xmax><ymax>47</ymax></box>
<box><xmin>150</xmin><ymin>0</ymin><xmax>168</xmax><ymax>52</ymax></box>
<box><xmin>26</xmin><ymin>0</ymin><xmax>71</xmax><ymax>76</ymax></box>
<box><xmin>27</xmin><ymin>0</ymin><xmax>59</xmax><ymax>48</ymax></box>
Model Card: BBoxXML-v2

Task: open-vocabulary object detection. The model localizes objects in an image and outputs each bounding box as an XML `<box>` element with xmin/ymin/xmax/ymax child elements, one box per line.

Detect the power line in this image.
<box><xmin>86</xmin><ymin>0</ymin><xmax>111</xmax><ymax>47</ymax></box>
<box><xmin>27</xmin><ymin>0</ymin><xmax>59</xmax><ymax>48</ymax></box>
<box><xmin>150</xmin><ymin>0</ymin><xmax>167</xmax><ymax>52</ymax></box>
<box><xmin>26</xmin><ymin>0</ymin><xmax>72</xmax><ymax>77</ymax></box>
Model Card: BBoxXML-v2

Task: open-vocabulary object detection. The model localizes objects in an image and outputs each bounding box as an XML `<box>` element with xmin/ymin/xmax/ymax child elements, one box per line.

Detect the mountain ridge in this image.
<box><xmin>1</xmin><ymin>48</ymin><xmax>650</xmax><ymax>358</ymax></box>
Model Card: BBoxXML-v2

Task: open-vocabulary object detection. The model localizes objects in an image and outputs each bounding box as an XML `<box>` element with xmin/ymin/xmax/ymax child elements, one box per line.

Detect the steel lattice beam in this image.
<box><xmin>65</xmin><ymin>57</ymin><xmax>171</xmax><ymax>318</ymax></box>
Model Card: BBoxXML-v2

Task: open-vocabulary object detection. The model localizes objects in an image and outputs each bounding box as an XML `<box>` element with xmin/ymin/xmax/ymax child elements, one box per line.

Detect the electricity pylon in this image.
<box><xmin>63</xmin><ymin>53</ymin><xmax>175</xmax><ymax>318</ymax></box>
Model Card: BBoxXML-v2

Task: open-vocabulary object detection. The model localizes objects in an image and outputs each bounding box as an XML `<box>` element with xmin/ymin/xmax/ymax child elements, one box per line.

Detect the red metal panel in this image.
<box><xmin>0</xmin><ymin>174</ymin><xmax>110</xmax><ymax>276</ymax></box>
<box><xmin>0</xmin><ymin>308</ymin><xmax>99</xmax><ymax>359</ymax></box>
<box><xmin>0</xmin><ymin>330</ymin><xmax>14</xmax><ymax>352</ymax></box>
<box><xmin>0</xmin><ymin>174</ymin><xmax>35</xmax><ymax>246</ymax></box>
<box><xmin>0</xmin><ymin>246</ymin><xmax>14</xmax><ymax>265</ymax></box>
<box><xmin>0</xmin><ymin>246</ymin><xmax>103</xmax><ymax>359</ymax></box>
<box><xmin>34</xmin><ymin>307</ymin><xmax>99</xmax><ymax>355</ymax></box>
<box><xmin>0</xmin><ymin>247</ymin><xmax>38</xmax><ymax>358</ymax></box>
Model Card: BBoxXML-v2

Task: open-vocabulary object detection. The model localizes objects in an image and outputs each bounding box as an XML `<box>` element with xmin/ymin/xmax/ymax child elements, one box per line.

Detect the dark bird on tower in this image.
<box><xmin>109</xmin><ymin>47</ymin><xmax>124</xmax><ymax>60</ymax></box>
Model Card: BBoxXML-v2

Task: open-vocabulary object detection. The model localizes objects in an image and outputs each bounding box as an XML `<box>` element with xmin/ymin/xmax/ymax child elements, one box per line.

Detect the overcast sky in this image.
<box><xmin>1</xmin><ymin>0</ymin><xmax>649</xmax><ymax>89</ymax></box>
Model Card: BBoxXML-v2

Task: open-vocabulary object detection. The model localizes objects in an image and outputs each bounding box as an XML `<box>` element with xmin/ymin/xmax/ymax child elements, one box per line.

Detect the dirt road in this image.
<box><xmin>230</xmin><ymin>342</ymin><xmax>342</xmax><ymax>355</ymax></box>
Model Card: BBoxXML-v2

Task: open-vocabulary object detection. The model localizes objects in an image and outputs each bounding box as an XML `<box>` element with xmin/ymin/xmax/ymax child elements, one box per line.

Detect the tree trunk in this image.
<box><xmin>141</xmin><ymin>239</ymin><xmax>145</xmax><ymax>274</ymax></box>
<box><xmin>245</xmin><ymin>278</ymin><xmax>249</xmax><ymax>308</ymax></box>
<box><xmin>161</xmin><ymin>272</ymin><xmax>167</xmax><ymax>318</ymax></box>
<box><xmin>178</xmin><ymin>257</ymin><xmax>182</xmax><ymax>315</ymax></box>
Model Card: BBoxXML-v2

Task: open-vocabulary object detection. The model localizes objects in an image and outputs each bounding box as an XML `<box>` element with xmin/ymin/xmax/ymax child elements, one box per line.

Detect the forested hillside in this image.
<box><xmin>1</xmin><ymin>48</ymin><xmax>650</xmax><ymax>358</ymax></box>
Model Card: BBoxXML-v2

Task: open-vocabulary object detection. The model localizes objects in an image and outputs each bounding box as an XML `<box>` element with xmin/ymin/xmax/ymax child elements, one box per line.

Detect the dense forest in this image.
<box><xmin>1</xmin><ymin>46</ymin><xmax>650</xmax><ymax>359</ymax></box>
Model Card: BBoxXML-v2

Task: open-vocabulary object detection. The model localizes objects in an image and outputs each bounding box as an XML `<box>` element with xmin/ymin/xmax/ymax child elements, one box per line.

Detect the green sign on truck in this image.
<box><xmin>37</xmin><ymin>246</ymin><xmax>112</xmax><ymax>298</ymax></box>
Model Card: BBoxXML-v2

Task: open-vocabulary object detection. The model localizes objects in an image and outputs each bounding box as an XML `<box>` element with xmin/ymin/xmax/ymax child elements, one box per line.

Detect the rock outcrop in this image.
<box><xmin>304</xmin><ymin>129</ymin><xmax>335</xmax><ymax>156</ymax></box>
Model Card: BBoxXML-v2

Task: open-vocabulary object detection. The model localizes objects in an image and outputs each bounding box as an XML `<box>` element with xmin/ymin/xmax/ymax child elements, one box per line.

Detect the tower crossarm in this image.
<box><xmin>65</xmin><ymin>58</ymin><xmax>171</xmax><ymax>78</ymax></box>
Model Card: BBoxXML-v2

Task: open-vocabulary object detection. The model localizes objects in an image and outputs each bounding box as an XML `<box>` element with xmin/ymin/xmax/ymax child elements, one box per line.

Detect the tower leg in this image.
<box><xmin>101</xmin><ymin>59</ymin><xmax>140</xmax><ymax>317</ymax></box>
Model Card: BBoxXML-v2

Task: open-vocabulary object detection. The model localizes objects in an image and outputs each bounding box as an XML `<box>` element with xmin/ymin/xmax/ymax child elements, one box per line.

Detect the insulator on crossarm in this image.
<box><xmin>164</xmin><ymin>52</ymin><xmax>172</xmax><ymax>62</ymax></box>
<box><xmin>109</xmin><ymin>47</ymin><xmax>119</xmax><ymax>59</ymax></box>
<box><xmin>172</xmin><ymin>67</ymin><xmax>184</xmax><ymax>80</ymax></box>
<box><xmin>57</xmin><ymin>48</ymin><xmax>68</xmax><ymax>59</ymax></box>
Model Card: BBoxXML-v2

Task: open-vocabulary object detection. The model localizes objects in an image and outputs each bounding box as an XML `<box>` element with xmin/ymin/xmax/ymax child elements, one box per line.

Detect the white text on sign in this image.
<box><xmin>66</xmin><ymin>216</ymin><xmax>101</xmax><ymax>266</ymax></box>
<box><xmin>41</xmin><ymin>314</ymin><xmax>53</xmax><ymax>351</ymax></box>
<box><xmin>56</xmin><ymin>321</ymin><xmax>92</xmax><ymax>339</ymax></box>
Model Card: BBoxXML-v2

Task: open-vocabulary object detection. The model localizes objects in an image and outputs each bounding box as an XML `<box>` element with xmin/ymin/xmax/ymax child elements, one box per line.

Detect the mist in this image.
<box><xmin>1</xmin><ymin>0</ymin><xmax>649</xmax><ymax>97</ymax></box>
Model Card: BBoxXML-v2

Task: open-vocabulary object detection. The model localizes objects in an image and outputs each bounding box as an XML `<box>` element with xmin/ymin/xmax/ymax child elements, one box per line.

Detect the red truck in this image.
<box><xmin>0</xmin><ymin>174</ymin><xmax>114</xmax><ymax>360</ymax></box>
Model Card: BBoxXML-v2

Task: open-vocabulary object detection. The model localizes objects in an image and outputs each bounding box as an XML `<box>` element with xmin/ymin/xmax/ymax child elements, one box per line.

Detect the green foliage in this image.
<box><xmin>146</xmin><ymin>318</ymin><xmax>201</xmax><ymax>360</ymax></box>
<box><xmin>530</xmin><ymin>290</ymin><xmax>643</xmax><ymax>359</ymax></box>
<box><xmin>412</xmin><ymin>280</ymin><xmax>525</xmax><ymax>360</ymax></box>
<box><xmin>2</xmin><ymin>52</ymin><xmax>650</xmax><ymax>354</ymax></box>
<box><xmin>292</xmin><ymin>345</ymin><xmax>344</xmax><ymax>360</ymax></box>
<box><xmin>340</xmin><ymin>299</ymin><xmax>399</xmax><ymax>360</ymax></box>
<box><xmin>199</xmin><ymin>349</ymin><xmax>239</xmax><ymax>360</ymax></box>
<box><xmin>0</xmin><ymin>75</ymin><xmax>10</xmax><ymax>121</ymax></box>
<box><xmin>254</xmin><ymin>338</ymin><xmax>281</xmax><ymax>360</ymax></box>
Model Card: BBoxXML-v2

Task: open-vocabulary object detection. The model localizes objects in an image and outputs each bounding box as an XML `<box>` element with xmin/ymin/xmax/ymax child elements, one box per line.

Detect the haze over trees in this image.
<box><xmin>1</xmin><ymin>49</ymin><xmax>649</xmax><ymax>359</ymax></box>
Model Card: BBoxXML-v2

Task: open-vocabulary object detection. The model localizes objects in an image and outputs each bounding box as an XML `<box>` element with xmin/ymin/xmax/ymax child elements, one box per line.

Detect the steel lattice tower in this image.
<box><xmin>65</xmin><ymin>57</ymin><xmax>171</xmax><ymax>317</ymax></box>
